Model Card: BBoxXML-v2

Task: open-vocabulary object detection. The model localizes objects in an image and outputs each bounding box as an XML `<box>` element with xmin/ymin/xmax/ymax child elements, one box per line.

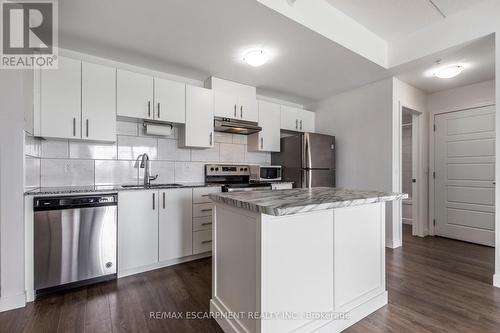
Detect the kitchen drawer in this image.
<box><xmin>193</xmin><ymin>230</ymin><xmax>212</xmax><ymax>254</ymax></box>
<box><xmin>193</xmin><ymin>216</ymin><xmax>213</xmax><ymax>231</ymax></box>
<box><xmin>193</xmin><ymin>187</ymin><xmax>221</xmax><ymax>204</ymax></box>
<box><xmin>271</xmin><ymin>183</ymin><xmax>293</xmax><ymax>190</ymax></box>
<box><xmin>193</xmin><ymin>203</ymin><xmax>213</xmax><ymax>217</ymax></box>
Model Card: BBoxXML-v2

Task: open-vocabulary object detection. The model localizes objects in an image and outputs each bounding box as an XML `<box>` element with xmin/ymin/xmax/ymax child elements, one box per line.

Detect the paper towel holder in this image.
<box><xmin>142</xmin><ymin>121</ymin><xmax>173</xmax><ymax>136</ymax></box>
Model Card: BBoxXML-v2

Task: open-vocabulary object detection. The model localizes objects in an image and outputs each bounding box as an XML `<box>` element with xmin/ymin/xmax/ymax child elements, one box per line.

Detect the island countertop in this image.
<box><xmin>209</xmin><ymin>187</ymin><xmax>407</xmax><ymax>216</ymax></box>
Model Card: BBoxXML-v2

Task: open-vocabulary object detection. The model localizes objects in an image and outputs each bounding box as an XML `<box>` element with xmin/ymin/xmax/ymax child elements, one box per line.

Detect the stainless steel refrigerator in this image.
<box><xmin>271</xmin><ymin>133</ymin><xmax>335</xmax><ymax>188</ymax></box>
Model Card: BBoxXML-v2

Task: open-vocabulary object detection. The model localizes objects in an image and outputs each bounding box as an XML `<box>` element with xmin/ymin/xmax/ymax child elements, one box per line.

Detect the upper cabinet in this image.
<box><xmin>180</xmin><ymin>85</ymin><xmax>214</xmax><ymax>148</ymax></box>
<box><xmin>82</xmin><ymin>62</ymin><xmax>117</xmax><ymax>142</ymax></box>
<box><xmin>248</xmin><ymin>100</ymin><xmax>281</xmax><ymax>152</ymax></box>
<box><xmin>281</xmin><ymin>106</ymin><xmax>315</xmax><ymax>133</ymax></box>
<box><xmin>117</xmin><ymin>69</ymin><xmax>154</xmax><ymax>120</ymax></box>
<box><xmin>39</xmin><ymin>57</ymin><xmax>116</xmax><ymax>142</ymax></box>
<box><xmin>206</xmin><ymin>77</ymin><xmax>258</xmax><ymax>122</ymax></box>
<box><xmin>117</xmin><ymin>69</ymin><xmax>186</xmax><ymax>124</ymax></box>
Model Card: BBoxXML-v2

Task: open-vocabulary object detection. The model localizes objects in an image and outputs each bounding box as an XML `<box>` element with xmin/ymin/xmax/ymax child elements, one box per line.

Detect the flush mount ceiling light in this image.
<box><xmin>433</xmin><ymin>65</ymin><xmax>465</xmax><ymax>79</ymax></box>
<box><xmin>243</xmin><ymin>49</ymin><xmax>269</xmax><ymax>67</ymax></box>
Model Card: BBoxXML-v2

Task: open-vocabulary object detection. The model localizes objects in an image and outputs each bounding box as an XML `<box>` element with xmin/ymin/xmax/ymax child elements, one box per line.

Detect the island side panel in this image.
<box><xmin>211</xmin><ymin>203</ymin><xmax>261</xmax><ymax>333</ymax></box>
<box><xmin>260</xmin><ymin>210</ymin><xmax>335</xmax><ymax>333</ymax></box>
<box><xmin>333</xmin><ymin>202</ymin><xmax>387</xmax><ymax>315</ymax></box>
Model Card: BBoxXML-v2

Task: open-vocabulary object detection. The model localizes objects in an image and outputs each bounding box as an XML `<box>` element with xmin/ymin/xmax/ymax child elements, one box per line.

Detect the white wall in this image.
<box><xmin>0</xmin><ymin>70</ymin><xmax>32</xmax><ymax>311</ymax></box>
<box><xmin>428</xmin><ymin>80</ymin><xmax>495</xmax><ymax>114</ymax></box>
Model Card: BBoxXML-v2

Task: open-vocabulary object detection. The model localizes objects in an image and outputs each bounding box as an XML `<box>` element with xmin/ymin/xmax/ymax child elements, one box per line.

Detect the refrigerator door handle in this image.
<box><xmin>303</xmin><ymin>133</ymin><xmax>312</xmax><ymax>169</ymax></box>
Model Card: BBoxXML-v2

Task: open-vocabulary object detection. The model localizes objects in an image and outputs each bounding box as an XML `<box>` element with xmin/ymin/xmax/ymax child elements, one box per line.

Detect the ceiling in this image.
<box><xmin>324</xmin><ymin>0</ymin><xmax>487</xmax><ymax>42</ymax></box>
<box><xmin>393</xmin><ymin>34</ymin><xmax>495</xmax><ymax>94</ymax></box>
<box><xmin>59</xmin><ymin>0</ymin><xmax>390</xmax><ymax>106</ymax></box>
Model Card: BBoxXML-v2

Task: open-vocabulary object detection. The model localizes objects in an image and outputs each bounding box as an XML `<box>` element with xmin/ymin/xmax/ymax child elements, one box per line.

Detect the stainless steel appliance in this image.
<box><xmin>249</xmin><ymin>165</ymin><xmax>282</xmax><ymax>182</ymax></box>
<box><xmin>205</xmin><ymin>164</ymin><xmax>272</xmax><ymax>192</ymax></box>
<box><xmin>34</xmin><ymin>194</ymin><xmax>117</xmax><ymax>294</ymax></box>
<box><xmin>272</xmin><ymin>133</ymin><xmax>335</xmax><ymax>188</ymax></box>
<box><xmin>214</xmin><ymin>117</ymin><xmax>262</xmax><ymax>135</ymax></box>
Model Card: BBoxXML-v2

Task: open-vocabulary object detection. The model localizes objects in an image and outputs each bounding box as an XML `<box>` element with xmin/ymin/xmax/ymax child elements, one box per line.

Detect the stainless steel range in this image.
<box><xmin>205</xmin><ymin>164</ymin><xmax>272</xmax><ymax>192</ymax></box>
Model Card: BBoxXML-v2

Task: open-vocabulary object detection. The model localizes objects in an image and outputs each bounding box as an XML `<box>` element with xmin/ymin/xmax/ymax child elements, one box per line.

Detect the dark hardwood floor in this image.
<box><xmin>1</xmin><ymin>224</ymin><xmax>498</xmax><ymax>333</ymax></box>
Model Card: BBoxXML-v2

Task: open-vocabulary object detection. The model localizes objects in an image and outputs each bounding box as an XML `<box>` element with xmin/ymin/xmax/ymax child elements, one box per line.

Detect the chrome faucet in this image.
<box><xmin>140</xmin><ymin>153</ymin><xmax>158</xmax><ymax>187</ymax></box>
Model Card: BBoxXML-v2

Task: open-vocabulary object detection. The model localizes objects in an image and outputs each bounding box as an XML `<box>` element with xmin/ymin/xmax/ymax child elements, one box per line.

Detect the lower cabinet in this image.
<box><xmin>118</xmin><ymin>190</ymin><xmax>159</xmax><ymax>272</ymax></box>
<box><xmin>159</xmin><ymin>188</ymin><xmax>193</xmax><ymax>261</ymax></box>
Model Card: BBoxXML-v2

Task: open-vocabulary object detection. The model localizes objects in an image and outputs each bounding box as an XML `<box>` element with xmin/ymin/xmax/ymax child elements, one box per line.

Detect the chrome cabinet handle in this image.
<box><xmin>201</xmin><ymin>194</ymin><xmax>210</xmax><ymax>197</ymax></box>
<box><xmin>201</xmin><ymin>222</ymin><xmax>213</xmax><ymax>226</ymax></box>
<box><xmin>73</xmin><ymin>118</ymin><xmax>76</xmax><ymax>136</ymax></box>
<box><xmin>209</xmin><ymin>132</ymin><xmax>213</xmax><ymax>146</ymax></box>
<box><xmin>234</xmin><ymin>104</ymin><xmax>237</xmax><ymax>117</ymax></box>
<box><xmin>300</xmin><ymin>120</ymin><xmax>303</xmax><ymax>130</ymax></box>
<box><xmin>86</xmin><ymin>119</ymin><xmax>89</xmax><ymax>137</ymax></box>
<box><xmin>163</xmin><ymin>192</ymin><xmax>165</xmax><ymax>209</ymax></box>
<box><xmin>152</xmin><ymin>192</ymin><xmax>155</xmax><ymax>210</ymax></box>
<box><xmin>148</xmin><ymin>101</ymin><xmax>151</xmax><ymax>117</ymax></box>
<box><xmin>201</xmin><ymin>240</ymin><xmax>212</xmax><ymax>244</ymax></box>
<box><xmin>240</xmin><ymin>105</ymin><xmax>243</xmax><ymax>118</ymax></box>
<box><xmin>157</xmin><ymin>102</ymin><xmax>161</xmax><ymax>119</ymax></box>
<box><xmin>260</xmin><ymin>137</ymin><xmax>264</xmax><ymax>149</ymax></box>
<box><xmin>295</xmin><ymin>119</ymin><xmax>298</xmax><ymax>129</ymax></box>
<box><xmin>201</xmin><ymin>208</ymin><xmax>212</xmax><ymax>212</ymax></box>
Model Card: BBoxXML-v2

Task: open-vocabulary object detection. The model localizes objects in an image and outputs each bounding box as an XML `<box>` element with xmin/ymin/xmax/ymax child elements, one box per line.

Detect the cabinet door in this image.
<box><xmin>259</xmin><ymin>101</ymin><xmax>281</xmax><ymax>151</ymax></box>
<box><xmin>118</xmin><ymin>190</ymin><xmax>158</xmax><ymax>272</ymax></box>
<box><xmin>82</xmin><ymin>62</ymin><xmax>116</xmax><ymax>142</ymax></box>
<box><xmin>214</xmin><ymin>90</ymin><xmax>238</xmax><ymax>119</ymax></box>
<box><xmin>117</xmin><ymin>69</ymin><xmax>154</xmax><ymax>120</ymax></box>
<box><xmin>159</xmin><ymin>188</ymin><xmax>193</xmax><ymax>261</ymax></box>
<box><xmin>184</xmin><ymin>85</ymin><xmax>214</xmax><ymax>148</ymax></box>
<box><xmin>280</xmin><ymin>105</ymin><xmax>299</xmax><ymax>131</ymax></box>
<box><xmin>239</xmin><ymin>97</ymin><xmax>258</xmax><ymax>122</ymax></box>
<box><xmin>154</xmin><ymin>78</ymin><xmax>186</xmax><ymax>124</ymax></box>
<box><xmin>300</xmin><ymin>110</ymin><xmax>315</xmax><ymax>133</ymax></box>
<box><xmin>40</xmin><ymin>57</ymin><xmax>81</xmax><ymax>139</ymax></box>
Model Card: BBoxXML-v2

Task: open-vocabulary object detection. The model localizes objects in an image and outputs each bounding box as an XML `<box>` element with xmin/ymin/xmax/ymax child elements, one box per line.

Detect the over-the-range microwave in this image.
<box><xmin>250</xmin><ymin>165</ymin><xmax>282</xmax><ymax>182</ymax></box>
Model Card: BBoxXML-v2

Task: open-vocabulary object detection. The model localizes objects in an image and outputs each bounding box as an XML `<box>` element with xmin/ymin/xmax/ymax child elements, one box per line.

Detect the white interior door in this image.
<box><xmin>435</xmin><ymin>106</ymin><xmax>496</xmax><ymax>246</ymax></box>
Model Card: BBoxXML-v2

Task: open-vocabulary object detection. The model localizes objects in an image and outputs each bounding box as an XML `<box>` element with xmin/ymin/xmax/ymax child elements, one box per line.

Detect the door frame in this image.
<box><xmin>400</xmin><ymin>106</ymin><xmax>425</xmax><ymax>237</ymax></box>
<box><xmin>429</xmin><ymin>104</ymin><xmax>496</xmax><ymax>236</ymax></box>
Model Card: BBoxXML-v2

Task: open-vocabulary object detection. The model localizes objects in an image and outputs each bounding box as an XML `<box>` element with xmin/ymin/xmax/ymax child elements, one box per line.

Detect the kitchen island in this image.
<box><xmin>209</xmin><ymin>188</ymin><xmax>407</xmax><ymax>333</ymax></box>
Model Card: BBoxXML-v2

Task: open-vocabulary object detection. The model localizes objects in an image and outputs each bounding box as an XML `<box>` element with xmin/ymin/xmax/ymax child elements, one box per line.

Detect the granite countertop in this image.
<box><xmin>25</xmin><ymin>183</ymin><xmax>221</xmax><ymax>196</ymax></box>
<box><xmin>209</xmin><ymin>187</ymin><xmax>408</xmax><ymax>216</ymax></box>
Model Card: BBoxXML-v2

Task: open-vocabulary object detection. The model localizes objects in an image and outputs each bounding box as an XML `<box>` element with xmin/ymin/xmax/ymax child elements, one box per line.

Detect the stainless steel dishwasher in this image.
<box><xmin>34</xmin><ymin>194</ymin><xmax>117</xmax><ymax>294</ymax></box>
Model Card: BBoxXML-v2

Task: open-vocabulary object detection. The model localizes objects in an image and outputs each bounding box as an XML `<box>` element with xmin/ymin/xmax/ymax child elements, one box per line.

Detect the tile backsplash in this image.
<box><xmin>24</xmin><ymin>119</ymin><xmax>271</xmax><ymax>189</ymax></box>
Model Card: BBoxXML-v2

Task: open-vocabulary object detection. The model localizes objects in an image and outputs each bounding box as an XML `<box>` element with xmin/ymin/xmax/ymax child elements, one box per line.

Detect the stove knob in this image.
<box><xmin>240</xmin><ymin>168</ymin><xmax>243</xmax><ymax>171</ymax></box>
<box><xmin>215</xmin><ymin>167</ymin><xmax>219</xmax><ymax>171</ymax></box>
<box><xmin>210</xmin><ymin>167</ymin><xmax>214</xmax><ymax>171</ymax></box>
<box><xmin>244</xmin><ymin>168</ymin><xmax>248</xmax><ymax>171</ymax></box>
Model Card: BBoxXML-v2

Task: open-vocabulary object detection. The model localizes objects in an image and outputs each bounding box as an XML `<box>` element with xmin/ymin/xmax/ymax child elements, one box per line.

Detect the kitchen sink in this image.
<box><xmin>121</xmin><ymin>183</ymin><xmax>184</xmax><ymax>189</ymax></box>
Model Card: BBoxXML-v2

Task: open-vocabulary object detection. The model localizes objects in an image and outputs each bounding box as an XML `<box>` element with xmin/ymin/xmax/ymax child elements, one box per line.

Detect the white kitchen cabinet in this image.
<box><xmin>40</xmin><ymin>57</ymin><xmax>82</xmax><ymax>139</ymax></box>
<box><xmin>214</xmin><ymin>90</ymin><xmax>238</xmax><ymax>119</ymax></box>
<box><xmin>281</xmin><ymin>106</ymin><xmax>315</xmax><ymax>132</ymax></box>
<box><xmin>239</xmin><ymin>96</ymin><xmax>258</xmax><ymax>122</ymax></box>
<box><xmin>181</xmin><ymin>85</ymin><xmax>214</xmax><ymax>148</ymax></box>
<box><xmin>193</xmin><ymin>229</ymin><xmax>212</xmax><ymax>254</ymax></box>
<box><xmin>193</xmin><ymin>186</ymin><xmax>221</xmax><ymax>204</ymax></box>
<box><xmin>154</xmin><ymin>77</ymin><xmax>186</xmax><ymax>124</ymax></box>
<box><xmin>117</xmin><ymin>69</ymin><xmax>154</xmax><ymax>120</ymax></box>
<box><xmin>248</xmin><ymin>100</ymin><xmax>281</xmax><ymax>152</ymax></box>
<box><xmin>159</xmin><ymin>188</ymin><xmax>193</xmax><ymax>261</ymax></box>
<box><xmin>118</xmin><ymin>190</ymin><xmax>159</xmax><ymax>272</ymax></box>
<box><xmin>301</xmin><ymin>110</ymin><xmax>316</xmax><ymax>132</ymax></box>
<box><xmin>82</xmin><ymin>62</ymin><xmax>116</xmax><ymax>142</ymax></box>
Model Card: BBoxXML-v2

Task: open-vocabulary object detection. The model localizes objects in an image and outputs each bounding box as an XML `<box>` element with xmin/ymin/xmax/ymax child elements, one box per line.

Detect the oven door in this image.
<box><xmin>259</xmin><ymin>167</ymin><xmax>282</xmax><ymax>181</ymax></box>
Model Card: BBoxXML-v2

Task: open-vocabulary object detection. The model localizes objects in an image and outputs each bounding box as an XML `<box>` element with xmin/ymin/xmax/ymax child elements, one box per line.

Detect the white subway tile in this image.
<box><xmin>25</xmin><ymin>133</ymin><xmax>41</xmax><ymax>157</ymax></box>
<box><xmin>174</xmin><ymin>162</ymin><xmax>204</xmax><ymax>183</ymax></box>
<box><xmin>116</xmin><ymin>120</ymin><xmax>138</xmax><ymax>136</ymax></box>
<box><xmin>245</xmin><ymin>150</ymin><xmax>271</xmax><ymax>165</ymax></box>
<box><xmin>70</xmin><ymin>141</ymin><xmax>117</xmax><ymax>160</ymax></box>
<box><xmin>41</xmin><ymin>139</ymin><xmax>69</xmax><ymax>158</ymax></box>
<box><xmin>232</xmin><ymin>134</ymin><xmax>247</xmax><ymax>145</ymax></box>
<box><xmin>118</xmin><ymin>135</ymin><xmax>157</xmax><ymax>160</ymax></box>
<box><xmin>158</xmin><ymin>138</ymin><xmax>190</xmax><ymax>161</ymax></box>
<box><xmin>191</xmin><ymin>143</ymin><xmax>220</xmax><ymax>162</ymax></box>
<box><xmin>219</xmin><ymin>143</ymin><xmax>245</xmax><ymax>163</ymax></box>
<box><xmin>95</xmin><ymin>160</ymin><xmax>139</xmax><ymax>185</ymax></box>
<box><xmin>25</xmin><ymin>157</ymin><xmax>40</xmax><ymax>188</ymax></box>
<box><xmin>41</xmin><ymin>159</ymin><xmax>94</xmax><ymax>187</ymax></box>
<box><xmin>150</xmin><ymin>161</ymin><xmax>175</xmax><ymax>184</ymax></box>
<box><xmin>214</xmin><ymin>132</ymin><xmax>233</xmax><ymax>143</ymax></box>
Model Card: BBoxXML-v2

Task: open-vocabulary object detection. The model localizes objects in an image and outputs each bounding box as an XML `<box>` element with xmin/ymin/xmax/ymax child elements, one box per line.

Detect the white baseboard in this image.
<box><xmin>0</xmin><ymin>292</ymin><xmax>26</xmax><ymax>312</ymax></box>
<box><xmin>494</xmin><ymin>274</ymin><xmax>500</xmax><ymax>288</ymax></box>
<box><xmin>386</xmin><ymin>239</ymin><xmax>402</xmax><ymax>249</ymax></box>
